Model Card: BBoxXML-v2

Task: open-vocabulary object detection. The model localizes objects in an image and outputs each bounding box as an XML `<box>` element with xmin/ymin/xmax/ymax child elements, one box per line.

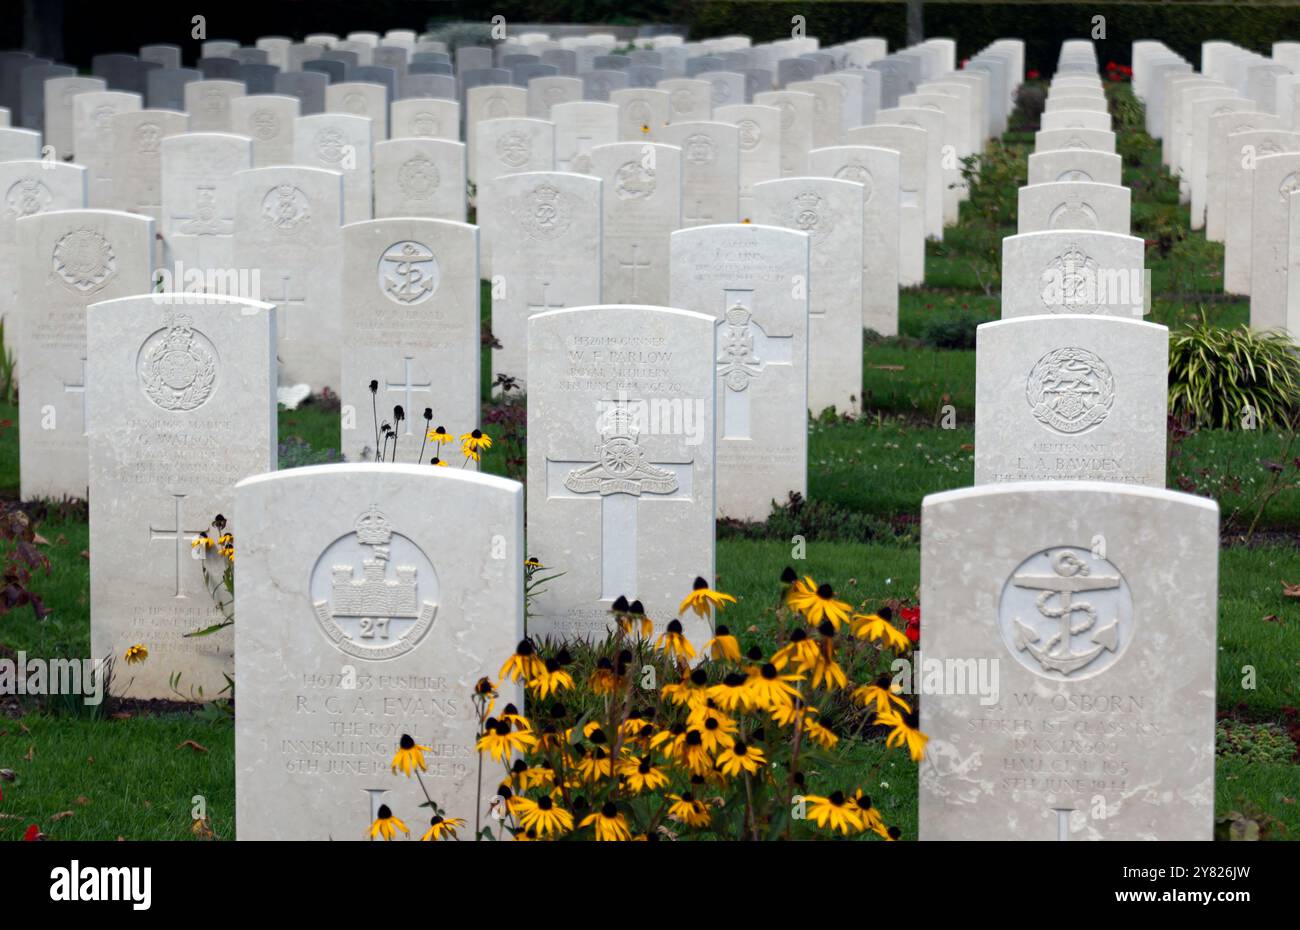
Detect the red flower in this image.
<box><xmin>901</xmin><ymin>606</ymin><xmax>921</xmax><ymax>643</ymax></box>
<box><xmin>1027</xmin><ymin>69</ymin><xmax>1040</xmax><ymax>80</ymax></box>
<box><xmin>22</xmin><ymin>824</ymin><xmax>41</xmax><ymax>841</ymax></box>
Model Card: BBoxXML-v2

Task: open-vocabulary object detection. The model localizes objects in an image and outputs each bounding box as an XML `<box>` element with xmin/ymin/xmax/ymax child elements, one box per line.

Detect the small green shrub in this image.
<box><xmin>1216</xmin><ymin>720</ymin><xmax>1295</xmax><ymax>765</ymax></box>
<box><xmin>1168</xmin><ymin>317</ymin><xmax>1300</xmax><ymax>430</ymax></box>
<box><xmin>919</xmin><ymin>314</ymin><xmax>981</xmax><ymax>350</ymax></box>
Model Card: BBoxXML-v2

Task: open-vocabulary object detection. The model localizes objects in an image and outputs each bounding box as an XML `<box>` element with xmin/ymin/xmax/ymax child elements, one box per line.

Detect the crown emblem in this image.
<box><xmin>354</xmin><ymin>505</ymin><xmax>393</xmax><ymax>547</ymax></box>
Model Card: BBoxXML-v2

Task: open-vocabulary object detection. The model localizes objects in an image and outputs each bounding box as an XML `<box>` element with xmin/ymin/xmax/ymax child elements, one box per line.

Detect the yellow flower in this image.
<box><xmin>852</xmin><ymin>608</ymin><xmax>911</xmax><ymax>651</ymax></box>
<box><xmin>805</xmin><ymin>718</ymin><xmax>839</xmax><ymax>749</ymax></box>
<box><xmin>853</xmin><ymin>676</ymin><xmax>912</xmax><ymax>715</ymax></box>
<box><xmin>575</xmin><ymin>746</ymin><xmax>614</xmax><ymax>783</ymax></box>
<box><xmin>428</xmin><ymin>456</ymin><xmax>448</xmax><ymax>467</ymax></box>
<box><xmin>785</xmin><ymin>577</ymin><xmax>852</xmax><ymax>629</ymax></box>
<box><xmin>747</xmin><ymin>662</ymin><xmax>804</xmax><ymax>709</ymax></box>
<box><xmin>618</xmin><ymin>755</ymin><xmax>670</xmax><ymax>794</ymax></box>
<box><xmin>704</xmin><ymin>625</ymin><xmax>742</xmax><ymax>662</ymax></box>
<box><xmin>368</xmin><ymin>805</ymin><xmax>409</xmax><ymax>841</ymax></box>
<box><xmin>426</xmin><ymin>425</ymin><xmax>454</xmax><ymax>444</ymax></box>
<box><xmin>707</xmin><ymin>672</ymin><xmax>757</xmax><ymax>712</ymax></box>
<box><xmin>716</xmin><ymin>741</ymin><xmax>766</xmax><ymax>778</ymax></box>
<box><xmin>123</xmin><ymin>644</ymin><xmax>148</xmax><ymax>665</ymax></box>
<box><xmin>848</xmin><ymin>790</ymin><xmax>885</xmax><ymax>834</ymax></box>
<box><xmin>679</xmin><ymin>576</ymin><xmax>737</xmax><ymax>618</ymax></box>
<box><xmin>655</xmin><ymin>619</ymin><xmax>695</xmax><ymax>661</ymax></box>
<box><xmin>649</xmin><ymin>723</ymin><xmax>687</xmax><ymax>758</ymax></box>
<box><xmin>662</xmin><ymin>668</ymin><xmax>710</xmax><ymax>707</ymax></box>
<box><xmin>667</xmin><ymin>792</ymin><xmax>712</xmax><ymax>828</ymax></box>
<box><xmin>803</xmin><ymin>791</ymin><xmax>863</xmax><ymax>835</ymax></box>
<box><xmin>460</xmin><ymin>428</ymin><xmax>492</xmax><ymax>461</ymax></box>
<box><xmin>588</xmin><ymin>657</ymin><xmax>618</xmax><ymax>694</ymax></box>
<box><xmin>682</xmin><ymin>730</ymin><xmax>713</xmax><ymax>775</ymax></box>
<box><xmin>527</xmin><ymin>658</ymin><xmax>574</xmax><ymax>698</ymax></box>
<box><xmin>391</xmin><ymin>734</ymin><xmax>430</xmax><ymax>776</ymax></box>
<box><xmin>772</xmin><ymin>627</ymin><xmax>820</xmax><ymax>670</ymax></box>
<box><xmin>499</xmin><ymin>640</ymin><xmax>545</xmax><ymax>683</ymax></box>
<box><xmin>499</xmin><ymin>703</ymin><xmax>532</xmax><ymax>732</ymax></box>
<box><xmin>878</xmin><ymin>706</ymin><xmax>929</xmax><ymax>761</ymax></box>
<box><xmin>420</xmin><ymin>815</ymin><xmax>465</xmax><ymax>841</ymax></box>
<box><xmin>515</xmin><ymin>795</ymin><xmax>574</xmax><ymax>838</ymax></box>
<box><xmin>581</xmin><ymin>802</ymin><xmax>633</xmax><ymax>841</ymax></box>
<box><xmin>687</xmin><ymin>705</ymin><xmax>738</xmax><ymax>753</ymax></box>
<box><xmin>807</xmin><ymin>654</ymin><xmax>848</xmax><ymax>691</ymax></box>
<box><xmin>476</xmin><ymin>717</ymin><xmax>539</xmax><ymax>763</ymax></box>
<box><xmin>190</xmin><ymin>533</ymin><xmax>213</xmax><ymax>551</ymax></box>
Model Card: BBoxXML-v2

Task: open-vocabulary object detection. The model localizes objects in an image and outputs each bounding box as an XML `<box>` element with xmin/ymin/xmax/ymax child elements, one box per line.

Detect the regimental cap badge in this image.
<box><xmin>354</xmin><ymin>504</ymin><xmax>393</xmax><ymax>546</ymax></box>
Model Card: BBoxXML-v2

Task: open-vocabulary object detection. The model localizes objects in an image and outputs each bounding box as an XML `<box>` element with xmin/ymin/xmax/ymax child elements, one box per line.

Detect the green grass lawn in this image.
<box><xmin>1</xmin><ymin>81</ymin><xmax>1297</xmax><ymax>841</ymax></box>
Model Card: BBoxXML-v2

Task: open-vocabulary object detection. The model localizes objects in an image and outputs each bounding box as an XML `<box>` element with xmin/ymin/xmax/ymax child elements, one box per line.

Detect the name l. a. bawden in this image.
<box><xmin>49</xmin><ymin>861</ymin><xmax>151</xmax><ymax>911</ymax></box>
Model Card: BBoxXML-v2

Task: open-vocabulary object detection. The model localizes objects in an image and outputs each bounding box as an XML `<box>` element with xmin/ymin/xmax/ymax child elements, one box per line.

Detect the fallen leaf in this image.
<box><xmin>32</xmin><ymin>534</ymin><xmax>49</xmax><ymax>546</ymax></box>
<box><xmin>177</xmin><ymin>739</ymin><xmax>209</xmax><ymax>754</ymax></box>
<box><xmin>49</xmin><ymin>810</ymin><xmax>74</xmax><ymax>822</ymax></box>
<box><xmin>868</xmin><ymin>364</ymin><xmax>905</xmax><ymax>372</ymax></box>
<box><xmin>23</xmin><ymin>746</ymin><xmax>33</xmax><ymax>762</ymax></box>
<box><xmin>960</xmin><ymin>443</ymin><xmax>975</xmax><ymax>452</ymax></box>
<box><xmin>79</xmin><ymin>550</ymin><xmax>89</xmax><ymax>560</ymax></box>
<box><xmin>1264</xmin><ymin>614</ymin><xmax>1284</xmax><ymax>624</ymax></box>
<box><xmin>1283</xmin><ymin>581</ymin><xmax>1300</xmax><ymax>599</ymax></box>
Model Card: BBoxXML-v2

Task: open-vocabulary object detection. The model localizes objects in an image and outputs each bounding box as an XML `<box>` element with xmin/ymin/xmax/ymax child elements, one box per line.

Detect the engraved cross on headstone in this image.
<box><xmin>715</xmin><ymin>288</ymin><xmax>793</xmax><ymax>440</ymax></box>
<box><xmin>685</xmin><ymin>198</ymin><xmax>714</xmax><ymax>224</ymax></box>
<box><xmin>150</xmin><ymin>493</ymin><xmax>208</xmax><ymax>598</ymax></box>
<box><xmin>526</xmin><ymin>280</ymin><xmax>564</xmax><ymax>314</ymax></box>
<box><xmin>544</xmin><ymin>399</ymin><xmax>695</xmax><ymax>600</ymax></box>
<box><xmin>618</xmin><ymin>243</ymin><xmax>651</xmax><ymax>299</ymax></box>
<box><xmin>265</xmin><ymin>270</ymin><xmax>306</xmax><ymax>341</ymax></box>
<box><xmin>171</xmin><ymin>184</ymin><xmax>234</xmax><ymax>236</ymax></box>
<box><xmin>385</xmin><ymin>356</ymin><xmax>433</xmax><ymax>435</ymax></box>
<box><xmin>62</xmin><ymin>357</ymin><xmax>88</xmax><ymax>435</ymax></box>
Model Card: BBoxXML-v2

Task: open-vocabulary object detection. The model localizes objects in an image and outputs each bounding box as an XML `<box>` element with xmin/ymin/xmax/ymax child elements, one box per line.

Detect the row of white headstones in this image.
<box><xmin>9</xmin><ymin>31</ymin><xmax>1221</xmax><ymax>839</ymax></box>
<box><xmin>1136</xmin><ymin>39</ymin><xmax>1300</xmax><ymax>340</ymax></box>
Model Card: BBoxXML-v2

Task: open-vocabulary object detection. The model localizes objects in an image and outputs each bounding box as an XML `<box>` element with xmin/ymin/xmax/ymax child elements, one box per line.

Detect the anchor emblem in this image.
<box><xmin>1003</xmin><ymin>549</ymin><xmax>1128</xmax><ymax>678</ymax></box>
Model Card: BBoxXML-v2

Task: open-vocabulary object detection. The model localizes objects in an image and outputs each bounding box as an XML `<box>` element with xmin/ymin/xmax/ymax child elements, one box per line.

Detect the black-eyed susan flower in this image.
<box><xmin>499</xmin><ymin>640</ymin><xmax>545</xmax><ymax>683</ymax></box>
<box><xmin>655</xmin><ymin>618</ymin><xmax>695</xmax><ymax>661</ymax></box>
<box><xmin>124</xmin><ymin>644</ymin><xmax>148</xmax><ymax>664</ymax></box>
<box><xmin>648</xmin><ymin>721</ymin><xmax>687</xmax><ymax>759</ymax></box>
<box><xmin>848</xmin><ymin>790</ymin><xmax>885</xmax><ymax>834</ymax></box>
<box><xmin>580</xmin><ymin>801</ymin><xmax>632</xmax><ymax>841</ymax></box>
<box><xmin>707</xmin><ymin>671</ymin><xmax>755</xmax><ymax>712</ymax></box>
<box><xmin>803</xmin><ymin>791</ymin><xmax>863</xmax><ymax>835</ymax></box>
<box><xmin>515</xmin><ymin>794</ymin><xmax>574</xmax><ymax>838</ymax></box>
<box><xmin>460</xmin><ymin>428</ymin><xmax>492</xmax><ymax>461</ymax></box>
<box><xmin>853</xmin><ymin>674</ymin><xmax>911</xmax><ymax>715</ymax></box>
<box><xmin>499</xmin><ymin>703</ymin><xmax>532</xmax><ymax>732</ymax></box>
<box><xmin>427</xmin><ymin>425</ymin><xmax>454</xmax><ymax>445</ymax></box>
<box><xmin>191</xmin><ymin>532</ymin><xmax>213</xmax><ymax>551</ymax></box>
<box><xmin>474</xmin><ymin>676</ymin><xmax>497</xmax><ymax>699</ymax></box>
<box><xmin>785</xmin><ymin>577</ymin><xmax>852</xmax><ymax>629</ymax></box>
<box><xmin>682</xmin><ymin>729</ymin><xmax>712</xmax><ymax>775</ymax></box>
<box><xmin>391</xmin><ymin>733</ymin><xmax>430</xmax><ymax>776</ymax></box>
<box><xmin>588</xmin><ymin>656</ymin><xmax>618</xmax><ymax>694</ymax></box>
<box><xmin>421</xmin><ymin>814</ymin><xmax>465</xmax><ymax>841</ymax></box>
<box><xmin>368</xmin><ymin>804</ymin><xmax>409</xmax><ymax>841</ymax></box>
<box><xmin>806</xmin><ymin>651</ymin><xmax>848</xmax><ymax>691</ymax></box>
<box><xmin>666</xmin><ymin>792</ymin><xmax>712</xmax><ymax>828</ymax></box>
<box><xmin>662</xmin><ymin>667</ymin><xmax>709</xmax><ymax>707</ymax></box>
<box><xmin>476</xmin><ymin>717</ymin><xmax>539</xmax><ymax>763</ymax></box>
<box><xmin>679</xmin><ymin>576</ymin><xmax>737</xmax><ymax>618</ymax></box>
<box><xmin>429</xmin><ymin>456</ymin><xmax>448</xmax><ymax>467</ymax></box>
<box><xmin>688</xmin><ymin>705</ymin><xmax>738</xmax><ymax>753</ymax></box>
<box><xmin>852</xmin><ymin>607</ymin><xmax>911</xmax><ymax>651</ymax></box>
<box><xmin>524</xmin><ymin>556</ymin><xmax>543</xmax><ymax>571</ymax></box>
<box><xmin>527</xmin><ymin>657</ymin><xmax>574</xmax><ymax>699</ymax></box>
<box><xmin>716</xmin><ymin>740</ymin><xmax>766</xmax><ymax>778</ymax></box>
<box><xmin>618</xmin><ymin>755</ymin><xmax>670</xmax><ymax>794</ymax></box>
<box><xmin>805</xmin><ymin>717</ymin><xmax>839</xmax><ymax>750</ymax></box>
<box><xmin>613</xmin><ymin>597</ymin><xmax>653</xmax><ymax>637</ymax></box>
<box><xmin>575</xmin><ymin>746</ymin><xmax>614</xmax><ymax>783</ymax></box>
<box><xmin>772</xmin><ymin>626</ymin><xmax>821</xmax><ymax>672</ymax></box>
<box><xmin>747</xmin><ymin>662</ymin><xmax>803</xmax><ymax>709</ymax></box>
<box><xmin>878</xmin><ymin>706</ymin><xmax>929</xmax><ymax>761</ymax></box>
<box><xmin>704</xmin><ymin>624</ymin><xmax>741</xmax><ymax>662</ymax></box>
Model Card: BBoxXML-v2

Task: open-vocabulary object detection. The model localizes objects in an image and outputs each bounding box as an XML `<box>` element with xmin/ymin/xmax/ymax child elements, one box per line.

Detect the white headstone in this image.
<box><xmin>161</xmin><ymin>132</ymin><xmax>253</xmax><ymax>277</ymax></box>
<box><xmin>234</xmin><ymin>464</ymin><xmax>523</xmax><ymax>840</ymax></box>
<box><xmin>919</xmin><ymin>480</ymin><xmax>1218</xmax><ymax>839</ymax></box>
<box><xmin>975</xmin><ymin>314</ymin><xmax>1167</xmax><ymax>486</ymax></box>
<box><xmin>0</xmin><ymin>161</ymin><xmax>85</xmax><ymax>328</ymax></box>
<box><xmin>481</xmin><ymin>171</ymin><xmax>601</xmax><ymax>388</ymax></box>
<box><xmin>1026</xmin><ymin>150</ymin><xmax>1122</xmax><ymax>186</ymax></box>
<box><xmin>109</xmin><ymin>109</ymin><xmax>191</xmax><ymax>223</ymax></box>
<box><xmin>670</xmin><ymin>223</ymin><xmax>809</xmax><ymax>519</ymax></box>
<box><xmin>326</xmin><ymin>81</ymin><xmax>389</xmax><ymax>140</ymax></box>
<box><xmin>526</xmin><ymin>304</ymin><xmax>715</xmax><ymax>648</ymax></box>
<box><xmin>230</xmin><ymin>95</ymin><xmax>300</xmax><ymax>167</ymax></box>
<box><xmin>591</xmin><ymin>141</ymin><xmax>681</xmax><ymax>305</ymax></box>
<box><xmin>185</xmin><ymin>79</ymin><xmax>245</xmax><ymax>132</ymax></box>
<box><xmin>661</xmin><ymin>120</ymin><xmax>740</xmax><ymax>226</ymax></box>
<box><xmin>1248</xmin><ymin>151</ymin><xmax>1300</xmax><ymax>330</ymax></box>
<box><xmin>373</xmin><ymin>138</ymin><xmax>466</xmax><ymax>222</ymax></box>
<box><xmin>88</xmin><ymin>293</ymin><xmax>275</xmax><ymax>700</ymax></box>
<box><xmin>44</xmin><ymin>75</ymin><xmax>107</xmax><ymax>158</ymax></box>
<box><xmin>1017</xmin><ymin>181</ymin><xmax>1131</xmax><ymax>235</ymax></box>
<box><xmin>339</xmin><ymin>219</ymin><xmax>480</xmax><ymax>463</ymax></box>
<box><xmin>234</xmin><ymin>165</ymin><xmax>344</xmax><ymax>390</ymax></box>
<box><xmin>551</xmin><ymin>100</ymin><xmax>618</xmax><ymax>172</ymax></box>
<box><xmin>390</xmin><ymin>98</ymin><xmax>460</xmax><ymax>140</ymax></box>
<box><xmin>16</xmin><ymin>208</ymin><xmax>151</xmax><ymax>501</ymax></box>
<box><xmin>73</xmin><ymin>90</ymin><xmax>141</xmax><ymax>207</ymax></box>
<box><xmin>751</xmin><ymin>176</ymin><xmax>863</xmax><ymax>414</ymax></box>
<box><xmin>294</xmin><ymin>112</ymin><xmax>374</xmax><ymax>224</ymax></box>
<box><xmin>847</xmin><ymin>123</ymin><xmax>927</xmax><ymax>284</ymax></box>
<box><xmin>1001</xmin><ymin>231</ymin><xmax>1146</xmax><ymax>319</ymax></box>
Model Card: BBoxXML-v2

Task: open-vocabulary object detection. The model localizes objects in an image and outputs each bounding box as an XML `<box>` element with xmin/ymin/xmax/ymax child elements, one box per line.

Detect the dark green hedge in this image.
<box><xmin>674</xmin><ymin>1</ymin><xmax>1300</xmax><ymax>73</ymax></box>
<box><xmin>23</xmin><ymin>0</ymin><xmax>1300</xmax><ymax>74</ymax></box>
